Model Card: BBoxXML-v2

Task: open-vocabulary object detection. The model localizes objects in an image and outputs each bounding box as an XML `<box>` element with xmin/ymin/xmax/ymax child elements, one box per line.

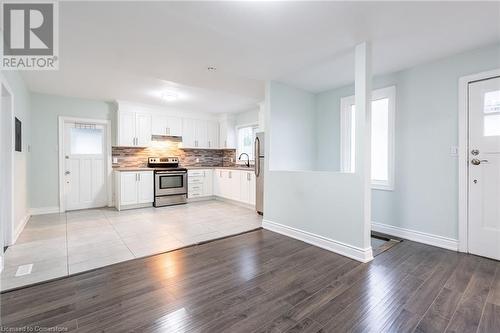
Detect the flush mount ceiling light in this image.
<box><xmin>161</xmin><ymin>92</ymin><xmax>179</xmax><ymax>102</ymax></box>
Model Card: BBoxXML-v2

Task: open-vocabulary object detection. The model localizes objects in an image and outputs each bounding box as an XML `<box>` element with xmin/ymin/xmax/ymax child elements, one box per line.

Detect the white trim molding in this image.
<box><xmin>30</xmin><ymin>206</ymin><xmax>61</xmax><ymax>216</ymax></box>
<box><xmin>13</xmin><ymin>213</ymin><xmax>30</xmax><ymax>244</ymax></box>
<box><xmin>372</xmin><ymin>221</ymin><xmax>458</xmax><ymax>251</ymax></box>
<box><xmin>458</xmin><ymin>68</ymin><xmax>500</xmax><ymax>253</ymax></box>
<box><xmin>263</xmin><ymin>219</ymin><xmax>374</xmax><ymax>263</ymax></box>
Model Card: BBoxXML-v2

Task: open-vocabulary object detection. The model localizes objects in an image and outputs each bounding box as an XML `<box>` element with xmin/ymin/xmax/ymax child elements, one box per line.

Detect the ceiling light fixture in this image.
<box><xmin>161</xmin><ymin>92</ymin><xmax>179</xmax><ymax>102</ymax></box>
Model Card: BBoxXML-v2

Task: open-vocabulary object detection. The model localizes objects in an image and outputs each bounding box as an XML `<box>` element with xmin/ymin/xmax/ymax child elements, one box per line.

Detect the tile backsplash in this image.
<box><xmin>112</xmin><ymin>136</ymin><xmax>236</xmax><ymax>168</ymax></box>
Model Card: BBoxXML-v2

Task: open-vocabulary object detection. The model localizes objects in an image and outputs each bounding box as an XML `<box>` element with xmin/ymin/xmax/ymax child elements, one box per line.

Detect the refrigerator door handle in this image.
<box><xmin>254</xmin><ymin>137</ymin><xmax>260</xmax><ymax>177</ymax></box>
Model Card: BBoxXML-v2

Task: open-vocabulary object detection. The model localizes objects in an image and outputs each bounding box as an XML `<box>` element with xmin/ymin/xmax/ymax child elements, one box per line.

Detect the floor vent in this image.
<box><xmin>15</xmin><ymin>264</ymin><xmax>33</xmax><ymax>277</ymax></box>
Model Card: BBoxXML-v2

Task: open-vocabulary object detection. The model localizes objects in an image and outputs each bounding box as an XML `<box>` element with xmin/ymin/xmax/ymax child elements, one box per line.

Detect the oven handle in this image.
<box><xmin>155</xmin><ymin>172</ymin><xmax>187</xmax><ymax>176</ymax></box>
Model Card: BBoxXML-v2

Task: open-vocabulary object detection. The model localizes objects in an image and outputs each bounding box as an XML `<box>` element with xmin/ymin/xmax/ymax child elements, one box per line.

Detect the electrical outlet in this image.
<box><xmin>113</xmin><ymin>157</ymin><xmax>118</xmax><ymax>164</ymax></box>
<box><xmin>230</xmin><ymin>158</ymin><xmax>234</xmax><ymax>163</ymax></box>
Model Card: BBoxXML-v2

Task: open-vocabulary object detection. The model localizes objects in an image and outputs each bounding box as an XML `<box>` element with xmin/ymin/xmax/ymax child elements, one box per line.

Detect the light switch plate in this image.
<box><xmin>196</xmin><ymin>158</ymin><xmax>199</xmax><ymax>163</ymax></box>
<box><xmin>450</xmin><ymin>145</ymin><xmax>459</xmax><ymax>157</ymax></box>
<box><xmin>113</xmin><ymin>157</ymin><xmax>118</xmax><ymax>164</ymax></box>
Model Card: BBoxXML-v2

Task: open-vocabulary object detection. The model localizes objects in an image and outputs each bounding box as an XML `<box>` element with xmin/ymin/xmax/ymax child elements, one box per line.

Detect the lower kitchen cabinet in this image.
<box><xmin>213</xmin><ymin>169</ymin><xmax>256</xmax><ymax>205</ymax></box>
<box><xmin>188</xmin><ymin>169</ymin><xmax>213</xmax><ymax>199</ymax></box>
<box><xmin>240</xmin><ymin>171</ymin><xmax>256</xmax><ymax>205</ymax></box>
<box><xmin>115</xmin><ymin>171</ymin><xmax>154</xmax><ymax>210</ymax></box>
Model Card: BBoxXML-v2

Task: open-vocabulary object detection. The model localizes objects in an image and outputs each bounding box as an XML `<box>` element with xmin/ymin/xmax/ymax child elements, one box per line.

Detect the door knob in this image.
<box><xmin>471</xmin><ymin>159</ymin><xmax>488</xmax><ymax>165</ymax></box>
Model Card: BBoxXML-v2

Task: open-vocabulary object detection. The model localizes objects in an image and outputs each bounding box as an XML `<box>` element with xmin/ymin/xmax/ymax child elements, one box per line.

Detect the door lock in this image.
<box><xmin>471</xmin><ymin>149</ymin><xmax>480</xmax><ymax>156</ymax></box>
<box><xmin>65</xmin><ymin>171</ymin><xmax>71</xmax><ymax>175</ymax></box>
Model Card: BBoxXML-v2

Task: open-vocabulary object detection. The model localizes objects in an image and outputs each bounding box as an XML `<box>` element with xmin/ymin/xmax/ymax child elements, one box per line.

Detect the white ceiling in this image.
<box><xmin>21</xmin><ymin>1</ymin><xmax>500</xmax><ymax>112</ymax></box>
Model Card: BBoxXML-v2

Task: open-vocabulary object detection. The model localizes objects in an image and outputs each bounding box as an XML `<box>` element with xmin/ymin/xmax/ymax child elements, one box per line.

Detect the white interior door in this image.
<box><xmin>64</xmin><ymin>122</ymin><xmax>107</xmax><ymax>211</ymax></box>
<box><xmin>468</xmin><ymin>76</ymin><xmax>500</xmax><ymax>260</ymax></box>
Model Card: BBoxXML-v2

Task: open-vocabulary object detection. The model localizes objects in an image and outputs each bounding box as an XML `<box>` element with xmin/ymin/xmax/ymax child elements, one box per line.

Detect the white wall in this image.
<box><xmin>268</xmin><ymin>81</ymin><xmax>316</xmax><ymax>171</ymax></box>
<box><xmin>315</xmin><ymin>43</ymin><xmax>500</xmax><ymax>241</ymax></box>
<box><xmin>234</xmin><ymin>108</ymin><xmax>259</xmax><ymax>127</ymax></box>
<box><xmin>0</xmin><ymin>71</ymin><xmax>31</xmax><ymax>244</ymax></box>
<box><xmin>30</xmin><ymin>93</ymin><xmax>114</xmax><ymax>211</ymax></box>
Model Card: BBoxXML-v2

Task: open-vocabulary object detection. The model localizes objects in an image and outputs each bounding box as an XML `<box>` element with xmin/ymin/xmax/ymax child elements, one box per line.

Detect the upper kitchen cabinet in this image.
<box><xmin>151</xmin><ymin>115</ymin><xmax>182</xmax><ymax>137</ymax></box>
<box><xmin>207</xmin><ymin>121</ymin><xmax>219</xmax><ymax>149</ymax></box>
<box><xmin>117</xmin><ymin>110</ymin><xmax>152</xmax><ymax>147</ymax></box>
<box><xmin>182</xmin><ymin>118</ymin><xmax>197</xmax><ymax>147</ymax></box>
<box><xmin>182</xmin><ymin>119</ymin><xmax>219</xmax><ymax>149</ymax></box>
<box><xmin>219</xmin><ymin>117</ymin><xmax>236</xmax><ymax>149</ymax></box>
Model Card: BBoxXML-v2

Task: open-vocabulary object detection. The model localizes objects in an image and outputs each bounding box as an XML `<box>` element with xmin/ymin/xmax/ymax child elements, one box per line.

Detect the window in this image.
<box><xmin>483</xmin><ymin>90</ymin><xmax>500</xmax><ymax>136</ymax></box>
<box><xmin>70</xmin><ymin>125</ymin><xmax>103</xmax><ymax>155</ymax></box>
<box><xmin>340</xmin><ymin>86</ymin><xmax>395</xmax><ymax>190</ymax></box>
<box><xmin>237</xmin><ymin>124</ymin><xmax>258</xmax><ymax>161</ymax></box>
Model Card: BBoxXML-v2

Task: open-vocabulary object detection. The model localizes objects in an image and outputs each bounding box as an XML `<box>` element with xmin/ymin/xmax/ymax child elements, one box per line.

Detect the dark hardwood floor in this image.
<box><xmin>1</xmin><ymin>229</ymin><xmax>499</xmax><ymax>332</ymax></box>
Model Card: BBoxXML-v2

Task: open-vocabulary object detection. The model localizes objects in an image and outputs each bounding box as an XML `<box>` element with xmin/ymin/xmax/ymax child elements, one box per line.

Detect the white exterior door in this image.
<box><xmin>468</xmin><ymin>76</ymin><xmax>500</xmax><ymax>260</ymax></box>
<box><xmin>64</xmin><ymin>122</ymin><xmax>107</xmax><ymax>211</ymax></box>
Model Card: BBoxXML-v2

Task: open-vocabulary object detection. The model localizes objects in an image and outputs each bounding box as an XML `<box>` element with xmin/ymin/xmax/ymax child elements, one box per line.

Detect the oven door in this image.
<box><xmin>155</xmin><ymin>172</ymin><xmax>187</xmax><ymax>196</ymax></box>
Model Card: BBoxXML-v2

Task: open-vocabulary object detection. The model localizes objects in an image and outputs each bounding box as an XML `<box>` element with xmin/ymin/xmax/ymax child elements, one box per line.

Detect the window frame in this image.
<box><xmin>236</xmin><ymin>123</ymin><xmax>259</xmax><ymax>164</ymax></box>
<box><xmin>340</xmin><ymin>85</ymin><xmax>396</xmax><ymax>191</ymax></box>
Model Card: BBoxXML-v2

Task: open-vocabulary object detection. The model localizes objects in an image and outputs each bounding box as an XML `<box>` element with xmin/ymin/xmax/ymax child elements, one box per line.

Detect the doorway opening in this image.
<box><xmin>58</xmin><ymin>117</ymin><xmax>112</xmax><ymax>212</ymax></box>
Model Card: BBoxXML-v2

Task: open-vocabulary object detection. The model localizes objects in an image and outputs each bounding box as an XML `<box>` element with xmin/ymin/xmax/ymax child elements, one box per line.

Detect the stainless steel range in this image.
<box><xmin>148</xmin><ymin>157</ymin><xmax>187</xmax><ymax>207</ymax></box>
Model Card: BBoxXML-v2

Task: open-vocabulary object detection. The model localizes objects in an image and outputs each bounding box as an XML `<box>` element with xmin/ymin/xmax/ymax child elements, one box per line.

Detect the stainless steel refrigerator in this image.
<box><xmin>255</xmin><ymin>132</ymin><xmax>264</xmax><ymax>214</ymax></box>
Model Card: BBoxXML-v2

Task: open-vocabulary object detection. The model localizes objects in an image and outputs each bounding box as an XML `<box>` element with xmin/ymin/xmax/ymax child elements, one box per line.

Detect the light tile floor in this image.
<box><xmin>1</xmin><ymin>200</ymin><xmax>262</xmax><ymax>291</ymax></box>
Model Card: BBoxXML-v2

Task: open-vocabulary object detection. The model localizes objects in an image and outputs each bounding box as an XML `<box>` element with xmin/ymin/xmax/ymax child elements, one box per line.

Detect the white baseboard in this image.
<box><xmin>371</xmin><ymin>221</ymin><xmax>458</xmax><ymax>251</ymax></box>
<box><xmin>263</xmin><ymin>219</ymin><xmax>373</xmax><ymax>263</ymax></box>
<box><xmin>30</xmin><ymin>206</ymin><xmax>61</xmax><ymax>216</ymax></box>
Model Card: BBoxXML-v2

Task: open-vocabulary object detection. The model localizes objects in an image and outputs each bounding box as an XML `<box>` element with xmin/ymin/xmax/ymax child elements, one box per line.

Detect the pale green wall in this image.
<box><xmin>30</xmin><ymin>93</ymin><xmax>114</xmax><ymax>209</ymax></box>
<box><xmin>315</xmin><ymin>43</ymin><xmax>500</xmax><ymax>240</ymax></box>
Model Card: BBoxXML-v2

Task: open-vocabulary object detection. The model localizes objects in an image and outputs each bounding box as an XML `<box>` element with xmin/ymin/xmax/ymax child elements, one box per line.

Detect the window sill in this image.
<box><xmin>371</xmin><ymin>184</ymin><xmax>394</xmax><ymax>191</ymax></box>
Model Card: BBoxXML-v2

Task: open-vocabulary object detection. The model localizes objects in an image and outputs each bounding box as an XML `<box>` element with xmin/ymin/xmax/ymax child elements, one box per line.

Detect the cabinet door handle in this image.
<box><xmin>208</xmin><ymin>140</ymin><xmax>211</xmax><ymax>148</ymax></box>
<box><xmin>139</xmin><ymin>173</ymin><xmax>141</xmax><ymax>181</ymax></box>
<box><xmin>229</xmin><ymin>171</ymin><xmax>232</xmax><ymax>179</ymax></box>
<box><xmin>224</xmin><ymin>140</ymin><xmax>227</xmax><ymax>148</ymax></box>
<box><xmin>220</xmin><ymin>171</ymin><xmax>222</xmax><ymax>177</ymax></box>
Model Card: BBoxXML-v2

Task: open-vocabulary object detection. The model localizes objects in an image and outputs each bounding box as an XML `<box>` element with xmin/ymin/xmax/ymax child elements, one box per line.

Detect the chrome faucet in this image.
<box><xmin>238</xmin><ymin>153</ymin><xmax>250</xmax><ymax>167</ymax></box>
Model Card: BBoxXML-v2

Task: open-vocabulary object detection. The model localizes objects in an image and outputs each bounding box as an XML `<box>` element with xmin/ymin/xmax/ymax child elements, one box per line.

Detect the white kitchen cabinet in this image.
<box><xmin>240</xmin><ymin>171</ymin><xmax>256</xmax><ymax>205</ymax></box>
<box><xmin>188</xmin><ymin>169</ymin><xmax>213</xmax><ymax>199</ymax></box>
<box><xmin>195</xmin><ymin>119</ymin><xmax>208</xmax><ymax>148</ymax></box>
<box><xmin>182</xmin><ymin>119</ymin><xmax>217</xmax><ymax>149</ymax></box>
<box><xmin>182</xmin><ymin>118</ymin><xmax>197</xmax><ymax>148</ymax></box>
<box><xmin>117</xmin><ymin>110</ymin><xmax>152</xmax><ymax>147</ymax></box>
<box><xmin>207</xmin><ymin>121</ymin><xmax>219</xmax><ymax>149</ymax></box>
<box><xmin>115</xmin><ymin>171</ymin><xmax>154</xmax><ymax>210</ymax></box>
<box><xmin>219</xmin><ymin>119</ymin><xmax>236</xmax><ymax>149</ymax></box>
<box><xmin>137</xmin><ymin>171</ymin><xmax>154</xmax><ymax>204</ymax></box>
<box><xmin>119</xmin><ymin>172</ymin><xmax>138</xmax><ymax>206</ymax></box>
<box><xmin>152</xmin><ymin>115</ymin><xmax>182</xmax><ymax>137</ymax></box>
<box><xmin>213</xmin><ymin>169</ymin><xmax>256</xmax><ymax>206</ymax></box>
<box><xmin>136</xmin><ymin>113</ymin><xmax>152</xmax><ymax>147</ymax></box>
